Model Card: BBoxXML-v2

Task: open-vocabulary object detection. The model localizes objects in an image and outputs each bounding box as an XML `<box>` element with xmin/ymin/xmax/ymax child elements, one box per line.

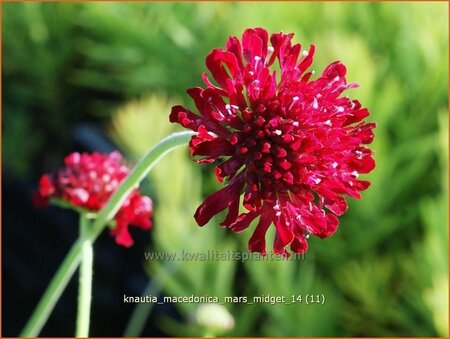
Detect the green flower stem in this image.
<box><xmin>20</xmin><ymin>131</ymin><xmax>195</xmax><ymax>338</ymax></box>
<box><xmin>76</xmin><ymin>214</ymin><xmax>93</xmax><ymax>338</ymax></box>
<box><xmin>20</xmin><ymin>240</ymin><xmax>82</xmax><ymax>337</ymax></box>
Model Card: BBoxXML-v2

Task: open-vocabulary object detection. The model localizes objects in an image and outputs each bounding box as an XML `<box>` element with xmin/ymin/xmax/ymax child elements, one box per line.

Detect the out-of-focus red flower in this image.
<box><xmin>33</xmin><ymin>151</ymin><xmax>153</xmax><ymax>247</ymax></box>
<box><xmin>170</xmin><ymin>27</ymin><xmax>376</xmax><ymax>256</ymax></box>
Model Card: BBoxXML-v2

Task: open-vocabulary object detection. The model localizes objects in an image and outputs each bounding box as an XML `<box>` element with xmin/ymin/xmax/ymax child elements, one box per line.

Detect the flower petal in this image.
<box><xmin>215</xmin><ymin>158</ymin><xmax>244</xmax><ymax>183</ymax></box>
<box><xmin>248</xmin><ymin>211</ymin><xmax>272</xmax><ymax>255</ymax></box>
<box><xmin>226</xmin><ymin>36</ymin><xmax>245</xmax><ymax>70</ymax></box>
<box><xmin>229</xmin><ymin>210</ymin><xmax>260</xmax><ymax>232</ymax></box>
<box><xmin>273</xmin><ymin>216</ymin><xmax>294</xmax><ymax>254</ymax></box>
<box><xmin>206</xmin><ymin>49</ymin><xmax>242</xmax><ymax>88</ymax></box>
<box><xmin>194</xmin><ymin>179</ymin><xmax>244</xmax><ymax>226</ymax></box>
<box><xmin>344</xmin><ymin>107</ymin><xmax>369</xmax><ymax>126</ymax></box>
<box><xmin>242</xmin><ymin>28</ymin><xmax>265</xmax><ymax>65</ymax></box>
<box><xmin>190</xmin><ymin>137</ymin><xmax>234</xmax><ymax>160</ymax></box>
<box><xmin>298</xmin><ymin>44</ymin><xmax>315</xmax><ymax>74</ymax></box>
<box><xmin>39</xmin><ymin>175</ymin><xmax>55</xmax><ymax>197</ymax></box>
<box><xmin>324</xmin><ymin>195</ymin><xmax>348</xmax><ymax>216</ymax></box>
<box><xmin>315</xmin><ymin>213</ymin><xmax>339</xmax><ymax>238</ymax></box>
<box><xmin>290</xmin><ymin>233</ymin><xmax>309</xmax><ymax>254</ymax></box>
<box><xmin>111</xmin><ymin>219</ymin><xmax>134</xmax><ymax>248</ymax></box>
<box><xmin>169</xmin><ymin>105</ymin><xmax>202</xmax><ymax>131</ymax></box>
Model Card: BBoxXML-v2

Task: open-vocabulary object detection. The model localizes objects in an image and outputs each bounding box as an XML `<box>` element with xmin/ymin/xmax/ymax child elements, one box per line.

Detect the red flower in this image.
<box><xmin>34</xmin><ymin>151</ymin><xmax>153</xmax><ymax>247</ymax></box>
<box><xmin>170</xmin><ymin>28</ymin><xmax>376</xmax><ymax>256</ymax></box>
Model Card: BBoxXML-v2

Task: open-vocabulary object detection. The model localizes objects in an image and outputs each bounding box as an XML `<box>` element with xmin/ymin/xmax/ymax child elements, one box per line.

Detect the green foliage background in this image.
<box><xmin>3</xmin><ymin>2</ymin><xmax>448</xmax><ymax>337</ymax></box>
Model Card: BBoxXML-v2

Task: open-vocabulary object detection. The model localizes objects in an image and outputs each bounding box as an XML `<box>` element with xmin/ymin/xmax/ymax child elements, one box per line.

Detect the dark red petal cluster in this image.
<box><xmin>170</xmin><ymin>27</ymin><xmax>376</xmax><ymax>256</ymax></box>
<box><xmin>33</xmin><ymin>151</ymin><xmax>153</xmax><ymax>247</ymax></box>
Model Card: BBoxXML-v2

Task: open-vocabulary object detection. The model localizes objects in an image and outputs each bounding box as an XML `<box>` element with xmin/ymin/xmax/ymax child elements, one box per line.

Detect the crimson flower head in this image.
<box><xmin>34</xmin><ymin>151</ymin><xmax>153</xmax><ymax>247</ymax></box>
<box><xmin>170</xmin><ymin>28</ymin><xmax>375</xmax><ymax>256</ymax></box>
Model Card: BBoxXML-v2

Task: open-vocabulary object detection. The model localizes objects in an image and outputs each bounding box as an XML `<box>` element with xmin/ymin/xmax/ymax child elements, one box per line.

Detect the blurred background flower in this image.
<box><xmin>3</xmin><ymin>2</ymin><xmax>448</xmax><ymax>337</ymax></box>
<box><xmin>33</xmin><ymin>151</ymin><xmax>153</xmax><ymax>247</ymax></box>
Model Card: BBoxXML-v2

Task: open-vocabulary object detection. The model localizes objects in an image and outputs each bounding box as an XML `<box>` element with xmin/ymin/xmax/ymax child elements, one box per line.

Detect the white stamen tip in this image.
<box><xmin>324</xmin><ymin>120</ymin><xmax>332</xmax><ymax>126</ymax></box>
<box><xmin>276</xmin><ymin>211</ymin><xmax>282</xmax><ymax>217</ymax></box>
<box><xmin>351</xmin><ymin>170</ymin><xmax>359</xmax><ymax>178</ymax></box>
<box><xmin>332</xmin><ymin>162</ymin><xmax>338</xmax><ymax>168</ymax></box>
<box><xmin>274</xmin><ymin>129</ymin><xmax>282</xmax><ymax>135</ymax></box>
<box><xmin>313</xmin><ymin>98</ymin><xmax>318</xmax><ymax>109</ymax></box>
<box><xmin>249</xmin><ymin>71</ymin><xmax>254</xmax><ymax>76</ymax></box>
<box><xmin>292</xmin><ymin>96</ymin><xmax>299</xmax><ymax>101</ymax></box>
<box><xmin>306</xmin><ymin>234</ymin><xmax>310</xmax><ymax>239</ymax></box>
<box><xmin>333</xmin><ymin>76</ymin><xmax>340</xmax><ymax>82</ymax></box>
<box><xmin>293</xmin><ymin>121</ymin><xmax>299</xmax><ymax>127</ymax></box>
<box><xmin>311</xmin><ymin>70</ymin><xmax>316</xmax><ymax>74</ymax></box>
<box><xmin>302</xmin><ymin>50</ymin><xmax>309</xmax><ymax>57</ymax></box>
<box><xmin>268</xmin><ymin>46</ymin><xmax>274</xmax><ymax>52</ymax></box>
<box><xmin>254</xmin><ymin>56</ymin><xmax>261</xmax><ymax>61</ymax></box>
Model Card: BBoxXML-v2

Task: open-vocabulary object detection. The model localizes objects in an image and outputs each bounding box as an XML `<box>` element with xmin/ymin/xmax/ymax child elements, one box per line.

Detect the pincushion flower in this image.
<box><xmin>34</xmin><ymin>151</ymin><xmax>153</xmax><ymax>247</ymax></box>
<box><xmin>170</xmin><ymin>27</ymin><xmax>375</xmax><ymax>256</ymax></box>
